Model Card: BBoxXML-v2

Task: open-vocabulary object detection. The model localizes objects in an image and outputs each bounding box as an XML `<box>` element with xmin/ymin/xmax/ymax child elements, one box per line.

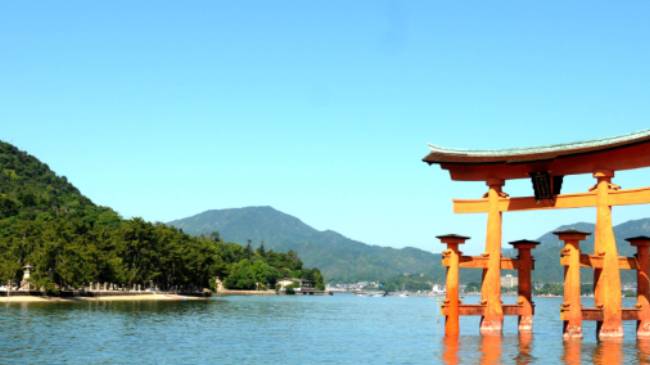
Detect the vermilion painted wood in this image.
<box><xmin>440</xmin><ymin>304</ymin><xmax>524</xmax><ymax>316</ymax></box>
<box><xmin>442</xmin><ymin>255</ymin><xmax>520</xmax><ymax>270</ymax></box>
<box><xmin>580</xmin><ymin>308</ymin><xmax>640</xmax><ymax>321</ymax></box>
<box><xmin>555</xmin><ymin>230</ymin><xmax>589</xmax><ymax>339</ymax></box>
<box><xmin>510</xmin><ymin>240</ymin><xmax>539</xmax><ymax>333</ymax></box>
<box><xmin>434</xmin><ymin>138</ymin><xmax>650</xmax><ymax>181</ymax></box>
<box><xmin>428</xmin><ymin>132</ymin><xmax>650</xmax><ymax>340</ymax></box>
<box><xmin>437</xmin><ymin>234</ymin><xmax>469</xmax><ymax>337</ymax></box>
<box><xmin>480</xmin><ymin>179</ymin><xmax>505</xmax><ymax>335</ymax></box>
<box><xmin>453</xmin><ymin>186</ymin><xmax>650</xmax><ymax>214</ymax></box>
<box><xmin>592</xmin><ymin>171</ymin><xmax>623</xmax><ymax>340</ymax></box>
<box><xmin>627</xmin><ymin>237</ymin><xmax>650</xmax><ymax>338</ymax></box>
<box><xmin>559</xmin><ymin>255</ymin><xmax>637</xmax><ymax>270</ymax></box>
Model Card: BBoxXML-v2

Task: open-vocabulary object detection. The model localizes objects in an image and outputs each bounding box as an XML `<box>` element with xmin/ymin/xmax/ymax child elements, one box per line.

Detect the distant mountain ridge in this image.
<box><xmin>528</xmin><ymin>218</ymin><xmax>650</xmax><ymax>284</ymax></box>
<box><xmin>169</xmin><ymin>206</ymin><xmax>650</xmax><ymax>285</ymax></box>
<box><xmin>168</xmin><ymin>206</ymin><xmax>445</xmax><ymax>283</ymax></box>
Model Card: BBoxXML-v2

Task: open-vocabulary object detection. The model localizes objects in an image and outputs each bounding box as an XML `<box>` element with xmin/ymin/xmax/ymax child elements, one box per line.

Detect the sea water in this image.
<box><xmin>0</xmin><ymin>295</ymin><xmax>647</xmax><ymax>364</ymax></box>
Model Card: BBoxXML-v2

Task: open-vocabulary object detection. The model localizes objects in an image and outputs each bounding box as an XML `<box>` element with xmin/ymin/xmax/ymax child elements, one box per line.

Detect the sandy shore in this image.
<box><xmin>0</xmin><ymin>296</ymin><xmax>73</xmax><ymax>303</ymax></box>
<box><xmin>79</xmin><ymin>293</ymin><xmax>206</xmax><ymax>302</ymax></box>
<box><xmin>0</xmin><ymin>293</ymin><xmax>208</xmax><ymax>303</ymax></box>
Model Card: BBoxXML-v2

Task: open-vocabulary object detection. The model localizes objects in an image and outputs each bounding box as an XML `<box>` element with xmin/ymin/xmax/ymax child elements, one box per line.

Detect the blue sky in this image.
<box><xmin>2</xmin><ymin>1</ymin><xmax>650</xmax><ymax>254</ymax></box>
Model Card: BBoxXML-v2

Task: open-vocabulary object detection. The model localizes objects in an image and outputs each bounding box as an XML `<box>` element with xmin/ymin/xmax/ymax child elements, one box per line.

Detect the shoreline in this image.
<box><xmin>0</xmin><ymin>293</ymin><xmax>208</xmax><ymax>303</ymax></box>
<box><xmin>215</xmin><ymin>289</ymin><xmax>277</xmax><ymax>296</ymax></box>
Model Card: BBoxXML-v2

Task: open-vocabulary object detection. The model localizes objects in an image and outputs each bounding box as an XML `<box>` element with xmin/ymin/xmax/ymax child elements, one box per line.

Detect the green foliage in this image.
<box><xmin>221</xmin><ymin>250</ymin><xmax>325</xmax><ymax>291</ymax></box>
<box><xmin>170</xmin><ymin>207</ymin><xmax>650</xmax><ymax>286</ymax></box>
<box><xmin>0</xmin><ymin>141</ymin><xmax>324</xmax><ymax>292</ymax></box>
<box><xmin>381</xmin><ymin>273</ymin><xmax>433</xmax><ymax>292</ymax></box>
<box><xmin>623</xmin><ymin>289</ymin><xmax>636</xmax><ymax>297</ymax></box>
<box><xmin>209</xmin><ymin>231</ymin><xmax>221</xmax><ymax>243</ymax></box>
<box><xmin>223</xmin><ymin>259</ymin><xmax>257</xmax><ymax>290</ymax></box>
<box><xmin>465</xmin><ymin>282</ymin><xmax>481</xmax><ymax>293</ymax></box>
<box><xmin>224</xmin><ymin>259</ymin><xmax>280</xmax><ymax>290</ymax></box>
<box><xmin>301</xmin><ymin>268</ymin><xmax>325</xmax><ymax>290</ymax></box>
<box><xmin>534</xmin><ymin>282</ymin><xmax>563</xmax><ymax>296</ymax></box>
<box><xmin>168</xmin><ymin>206</ymin><xmax>446</xmax><ymax>284</ymax></box>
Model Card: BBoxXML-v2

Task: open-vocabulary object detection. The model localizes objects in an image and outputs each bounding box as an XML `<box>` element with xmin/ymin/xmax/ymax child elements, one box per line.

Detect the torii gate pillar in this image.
<box><xmin>509</xmin><ymin>239</ymin><xmax>539</xmax><ymax>333</ymax></box>
<box><xmin>557</xmin><ymin>229</ymin><xmax>590</xmax><ymax>340</ymax></box>
<box><xmin>480</xmin><ymin>178</ymin><xmax>505</xmax><ymax>334</ymax></box>
<box><xmin>627</xmin><ymin>236</ymin><xmax>650</xmax><ymax>338</ymax></box>
<box><xmin>592</xmin><ymin>170</ymin><xmax>623</xmax><ymax>339</ymax></box>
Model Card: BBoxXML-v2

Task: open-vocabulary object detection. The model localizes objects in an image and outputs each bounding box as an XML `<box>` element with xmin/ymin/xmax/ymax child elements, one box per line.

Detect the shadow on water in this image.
<box><xmin>441</xmin><ymin>335</ymin><xmax>650</xmax><ymax>365</ymax></box>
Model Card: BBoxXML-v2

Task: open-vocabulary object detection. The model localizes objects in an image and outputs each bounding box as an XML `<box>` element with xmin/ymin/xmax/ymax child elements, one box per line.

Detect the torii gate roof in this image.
<box><xmin>423</xmin><ymin>129</ymin><xmax>650</xmax><ymax>181</ymax></box>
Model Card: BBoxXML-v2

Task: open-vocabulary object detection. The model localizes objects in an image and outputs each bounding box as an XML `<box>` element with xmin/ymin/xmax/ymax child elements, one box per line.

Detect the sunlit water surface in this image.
<box><xmin>1</xmin><ymin>295</ymin><xmax>649</xmax><ymax>364</ymax></box>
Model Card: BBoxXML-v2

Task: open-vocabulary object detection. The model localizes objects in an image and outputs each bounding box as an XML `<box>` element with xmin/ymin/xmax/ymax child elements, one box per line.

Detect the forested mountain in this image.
<box><xmin>170</xmin><ymin>207</ymin><xmax>650</xmax><ymax>286</ymax></box>
<box><xmin>0</xmin><ymin>141</ymin><xmax>322</xmax><ymax>292</ymax></box>
<box><xmin>521</xmin><ymin>218</ymin><xmax>650</xmax><ymax>284</ymax></box>
<box><xmin>169</xmin><ymin>206</ymin><xmax>447</xmax><ymax>283</ymax></box>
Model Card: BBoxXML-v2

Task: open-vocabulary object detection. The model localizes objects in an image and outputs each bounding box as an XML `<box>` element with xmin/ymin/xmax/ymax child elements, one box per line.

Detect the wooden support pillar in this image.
<box><xmin>480</xmin><ymin>178</ymin><xmax>505</xmax><ymax>334</ymax></box>
<box><xmin>627</xmin><ymin>236</ymin><xmax>650</xmax><ymax>338</ymax></box>
<box><xmin>509</xmin><ymin>239</ymin><xmax>540</xmax><ymax>333</ymax></box>
<box><xmin>556</xmin><ymin>229</ymin><xmax>590</xmax><ymax>340</ymax></box>
<box><xmin>592</xmin><ymin>169</ymin><xmax>623</xmax><ymax>339</ymax></box>
<box><xmin>438</xmin><ymin>234</ymin><xmax>469</xmax><ymax>337</ymax></box>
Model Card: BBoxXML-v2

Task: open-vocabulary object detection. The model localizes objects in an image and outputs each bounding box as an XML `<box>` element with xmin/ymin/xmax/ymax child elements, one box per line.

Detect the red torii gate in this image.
<box><xmin>423</xmin><ymin>130</ymin><xmax>650</xmax><ymax>340</ymax></box>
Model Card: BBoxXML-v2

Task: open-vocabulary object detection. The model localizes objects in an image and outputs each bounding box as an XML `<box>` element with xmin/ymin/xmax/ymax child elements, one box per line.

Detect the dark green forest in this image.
<box><xmin>0</xmin><ymin>141</ymin><xmax>323</xmax><ymax>293</ymax></box>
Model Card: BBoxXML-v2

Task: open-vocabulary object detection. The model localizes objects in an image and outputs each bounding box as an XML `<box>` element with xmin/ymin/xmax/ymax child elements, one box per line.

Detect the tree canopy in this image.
<box><xmin>0</xmin><ymin>141</ymin><xmax>324</xmax><ymax>292</ymax></box>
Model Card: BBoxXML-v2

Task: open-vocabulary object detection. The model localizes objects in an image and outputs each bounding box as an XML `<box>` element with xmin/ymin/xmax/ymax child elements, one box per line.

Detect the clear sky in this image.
<box><xmin>2</xmin><ymin>1</ymin><xmax>650</xmax><ymax>254</ymax></box>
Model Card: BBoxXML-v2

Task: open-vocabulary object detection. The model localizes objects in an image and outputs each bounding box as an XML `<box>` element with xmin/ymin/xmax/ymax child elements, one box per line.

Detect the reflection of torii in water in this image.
<box><xmin>424</xmin><ymin>129</ymin><xmax>650</xmax><ymax>340</ymax></box>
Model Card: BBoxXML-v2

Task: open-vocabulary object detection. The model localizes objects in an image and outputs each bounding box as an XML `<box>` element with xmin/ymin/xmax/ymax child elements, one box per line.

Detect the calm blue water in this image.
<box><xmin>0</xmin><ymin>295</ymin><xmax>648</xmax><ymax>364</ymax></box>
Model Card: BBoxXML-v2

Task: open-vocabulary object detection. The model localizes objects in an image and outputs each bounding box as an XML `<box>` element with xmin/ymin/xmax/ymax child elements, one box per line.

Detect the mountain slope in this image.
<box><xmin>168</xmin><ymin>206</ymin><xmax>446</xmax><ymax>283</ymax></box>
<box><xmin>528</xmin><ymin>218</ymin><xmax>650</xmax><ymax>284</ymax></box>
<box><xmin>0</xmin><ymin>142</ymin><xmax>97</xmax><ymax>218</ymax></box>
<box><xmin>170</xmin><ymin>206</ymin><xmax>650</xmax><ymax>285</ymax></box>
<box><xmin>1</xmin><ymin>141</ymin><xmax>316</xmax><ymax>292</ymax></box>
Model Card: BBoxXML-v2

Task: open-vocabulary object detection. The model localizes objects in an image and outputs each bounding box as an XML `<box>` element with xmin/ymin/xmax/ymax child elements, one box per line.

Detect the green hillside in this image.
<box><xmin>169</xmin><ymin>206</ymin><xmax>449</xmax><ymax>283</ymax></box>
<box><xmin>521</xmin><ymin>219</ymin><xmax>650</xmax><ymax>285</ymax></box>
<box><xmin>169</xmin><ymin>206</ymin><xmax>650</xmax><ymax>286</ymax></box>
<box><xmin>0</xmin><ymin>141</ymin><xmax>322</xmax><ymax>292</ymax></box>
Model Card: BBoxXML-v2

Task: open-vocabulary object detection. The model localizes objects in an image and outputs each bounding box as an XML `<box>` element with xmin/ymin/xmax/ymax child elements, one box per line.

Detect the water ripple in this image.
<box><xmin>0</xmin><ymin>296</ymin><xmax>648</xmax><ymax>364</ymax></box>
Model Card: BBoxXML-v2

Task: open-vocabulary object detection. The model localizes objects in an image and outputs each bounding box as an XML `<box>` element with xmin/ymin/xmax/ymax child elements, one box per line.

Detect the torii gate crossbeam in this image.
<box><xmin>424</xmin><ymin>129</ymin><xmax>650</xmax><ymax>340</ymax></box>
